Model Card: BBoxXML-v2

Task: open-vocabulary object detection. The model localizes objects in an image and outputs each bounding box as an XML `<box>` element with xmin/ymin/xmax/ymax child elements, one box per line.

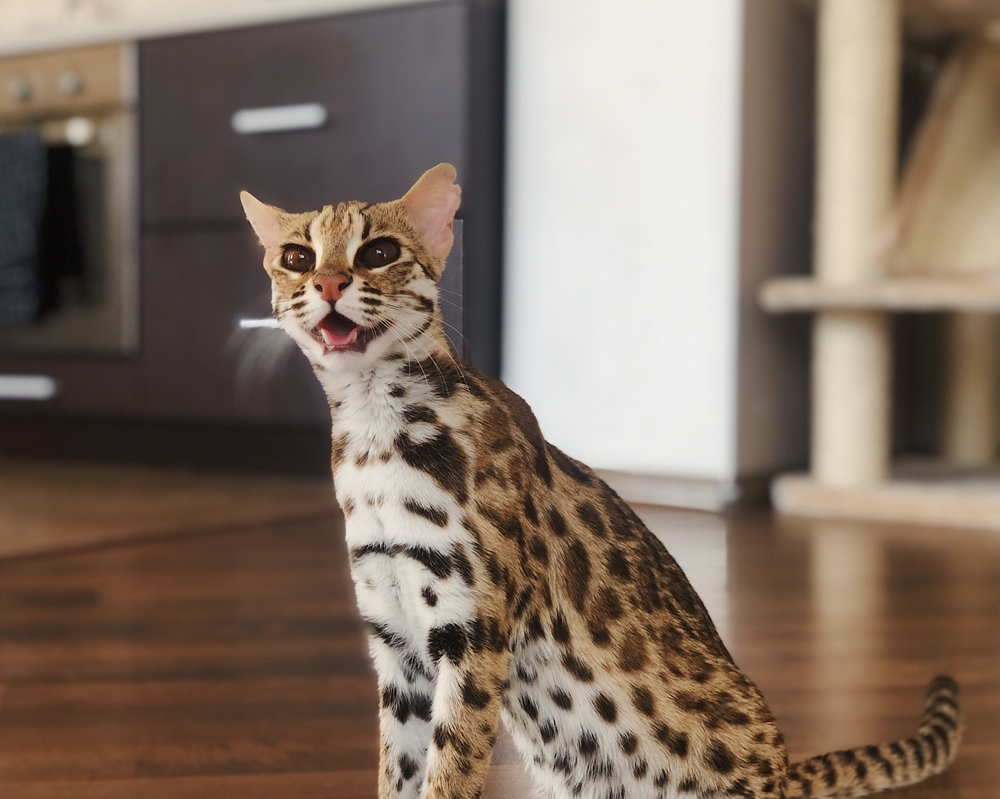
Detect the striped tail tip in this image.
<box><xmin>785</xmin><ymin>676</ymin><xmax>962</xmax><ymax>798</ymax></box>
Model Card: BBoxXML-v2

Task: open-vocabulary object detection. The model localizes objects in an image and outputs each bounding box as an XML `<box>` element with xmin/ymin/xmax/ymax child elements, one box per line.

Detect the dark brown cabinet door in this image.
<box><xmin>140</xmin><ymin>4</ymin><xmax>468</xmax><ymax>224</ymax></box>
<box><xmin>0</xmin><ymin>0</ymin><xmax>500</xmax><ymax>456</ymax></box>
<box><xmin>140</xmin><ymin>229</ymin><xmax>329</xmax><ymax>424</ymax></box>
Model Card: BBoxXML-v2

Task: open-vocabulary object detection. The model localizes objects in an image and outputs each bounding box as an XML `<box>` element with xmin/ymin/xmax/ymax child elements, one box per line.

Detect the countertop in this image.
<box><xmin>0</xmin><ymin>0</ymin><xmax>433</xmax><ymax>58</ymax></box>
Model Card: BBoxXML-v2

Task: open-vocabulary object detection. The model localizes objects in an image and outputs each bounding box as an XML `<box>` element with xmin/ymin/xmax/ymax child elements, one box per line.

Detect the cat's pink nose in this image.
<box><xmin>313</xmin><ymin>273</ymin><xmax>351</xmax><ymax>302</ymax></box>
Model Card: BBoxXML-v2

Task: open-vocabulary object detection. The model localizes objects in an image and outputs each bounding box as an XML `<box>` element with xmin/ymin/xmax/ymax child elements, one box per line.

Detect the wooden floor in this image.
<box><xmin>0</xmin><ymin>471</ymin><xmax>997</xmax><ymax>797</ymax></box>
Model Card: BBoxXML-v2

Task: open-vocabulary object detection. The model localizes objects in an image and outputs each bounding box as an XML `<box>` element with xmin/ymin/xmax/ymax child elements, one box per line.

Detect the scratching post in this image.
<box><xmin>943</xmin><ymin>313</ymin><xmax>998</xmax><ymax>466</ymax></box>
<box><xmin>811</xmin><ymin>0</ymin><xmax>900</xmax><ymax>486</ymax></box>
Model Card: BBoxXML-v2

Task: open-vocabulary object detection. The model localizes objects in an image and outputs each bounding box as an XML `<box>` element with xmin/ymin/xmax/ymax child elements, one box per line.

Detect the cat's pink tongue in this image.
<box><xmin>320</xmin><ymin>326</ymin><xmax>358</xmax><ymax>348</ymax></box>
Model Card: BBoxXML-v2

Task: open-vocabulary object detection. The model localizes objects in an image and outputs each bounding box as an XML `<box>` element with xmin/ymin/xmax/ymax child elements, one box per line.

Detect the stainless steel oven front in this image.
<box><xmin>0</xmin><ymin>43</ymin><xmax>138</xmax><ymax>358</ymax></box>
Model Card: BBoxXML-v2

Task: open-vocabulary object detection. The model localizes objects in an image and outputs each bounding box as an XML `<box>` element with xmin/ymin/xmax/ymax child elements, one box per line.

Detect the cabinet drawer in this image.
<box><xmin>140</xmin><ymin>3</ymin><xmax>468</xmax><ymax>223</ymax></box>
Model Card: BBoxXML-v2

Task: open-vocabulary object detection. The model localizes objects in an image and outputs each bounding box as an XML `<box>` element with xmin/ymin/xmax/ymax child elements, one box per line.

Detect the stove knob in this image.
<box><xmin>7</xmin><ymin>75</ymin><xmax>31</xmax><ymax>102</ymax></box>
<box><xmin>58</xmin><ymin>70</ymin><xmax>83</xmax><ymax>96</ymax></box>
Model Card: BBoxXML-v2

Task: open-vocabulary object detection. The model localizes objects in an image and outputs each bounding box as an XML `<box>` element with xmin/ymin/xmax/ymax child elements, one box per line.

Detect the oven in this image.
<box><xmin>0</xmin><ymin>43</ymin><xmax>138</xmax><ymax>361</ymax></box>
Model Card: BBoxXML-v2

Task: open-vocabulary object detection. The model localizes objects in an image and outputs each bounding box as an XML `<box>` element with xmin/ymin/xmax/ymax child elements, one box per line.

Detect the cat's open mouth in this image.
<box><xmin>312</xmin><ymin>308</ymin><xmax>374</xmax><ymax>353</ymax></box>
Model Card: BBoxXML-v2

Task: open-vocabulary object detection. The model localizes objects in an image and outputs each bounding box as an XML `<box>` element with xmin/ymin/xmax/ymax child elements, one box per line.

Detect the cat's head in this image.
<box><xmin>240</xmin><ymin>164</ymin><xmax>460</xmax><ymax>370</ymax></box>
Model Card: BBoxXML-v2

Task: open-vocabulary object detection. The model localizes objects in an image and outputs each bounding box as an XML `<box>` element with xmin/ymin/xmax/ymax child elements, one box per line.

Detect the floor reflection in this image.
<box><xmin>809</xmin><ymin>522</ymin><xmax>886</xmax><ymax>746</ymax></box>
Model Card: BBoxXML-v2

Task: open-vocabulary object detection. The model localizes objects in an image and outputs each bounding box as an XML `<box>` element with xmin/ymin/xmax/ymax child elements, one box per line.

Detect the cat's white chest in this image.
<box><xmin>330</xmin><ymin>377</ymin><xmax>477</xmax><ymax>659</ymax></box>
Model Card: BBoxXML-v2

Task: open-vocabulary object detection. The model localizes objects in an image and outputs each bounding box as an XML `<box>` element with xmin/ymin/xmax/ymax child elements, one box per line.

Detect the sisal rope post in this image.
<box><xmin>811</xmin><ymin>0</ymin><xmax>901</xmax><ymax>487</ymax></box>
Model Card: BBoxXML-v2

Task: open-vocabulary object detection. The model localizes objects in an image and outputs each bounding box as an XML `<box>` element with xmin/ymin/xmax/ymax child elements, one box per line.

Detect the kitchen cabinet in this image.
<box><xmin>0</xmin><ymin>0</ymin><xmax>503</xmax><ymax>469</ymax></box>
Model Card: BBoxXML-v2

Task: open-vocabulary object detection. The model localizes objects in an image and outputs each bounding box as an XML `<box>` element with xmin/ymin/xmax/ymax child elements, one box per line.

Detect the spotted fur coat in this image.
<box><xmin>242</xmin><ymin>165</ymin><xmax>961</xmax><ymax>799</ymax></box>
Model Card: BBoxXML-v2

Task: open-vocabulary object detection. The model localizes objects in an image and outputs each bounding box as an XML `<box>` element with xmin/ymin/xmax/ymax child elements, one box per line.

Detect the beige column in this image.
<box><xmin>811</xmin><ymin>0</ymin><xmax>900</xmax><ymax>486</ymax></box>
<box><xmin>942</xmin><ymin>313</ymin><xmax>998</xmax><ymax>466</ymax></box>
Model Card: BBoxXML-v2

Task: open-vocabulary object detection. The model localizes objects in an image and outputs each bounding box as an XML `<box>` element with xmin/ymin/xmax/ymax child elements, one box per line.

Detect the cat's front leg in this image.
<box><xmin>421</xmin><ymin>645</ymin><xmax>511</xmax><ymax>799</ymax></box>
<box><xmin>369</xmin><ymin>635</ymin><xmax>437</xmax><ymax>799</ymax></box>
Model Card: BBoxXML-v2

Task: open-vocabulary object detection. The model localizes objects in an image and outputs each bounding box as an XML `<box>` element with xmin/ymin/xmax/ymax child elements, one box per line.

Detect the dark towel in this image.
<box><xmin>38</xmin><ymin>144</ymin><xmax>86</xmax><ymax>316</ymax></box>
<box><xmin>0</xmin><ymin>130</ymin><xmax>47</xmax><ymax>325</ymax></box>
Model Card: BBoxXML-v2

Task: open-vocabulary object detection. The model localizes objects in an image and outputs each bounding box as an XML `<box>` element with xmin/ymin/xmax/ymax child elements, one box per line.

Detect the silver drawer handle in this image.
<box><xmin>0</xmin><ymin>375</ymin><xmax>58</xmax><ymax>400</ymax></box>
<box><xmin>231</xmin><ymin>103</ymin><xmax>327</xmax><ymax>135</ymax></box>
<box><xmin>238</xmin><ymin>318</ymin><xmax>281</xmax><ymax>329</ymax></box>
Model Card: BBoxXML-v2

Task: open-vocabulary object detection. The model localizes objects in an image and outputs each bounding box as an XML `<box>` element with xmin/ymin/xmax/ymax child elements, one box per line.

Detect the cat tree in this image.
<box><xmin>761</xmin><ymin>0</ymin><xmax>1000</xmax><ymax>529</ymax></box>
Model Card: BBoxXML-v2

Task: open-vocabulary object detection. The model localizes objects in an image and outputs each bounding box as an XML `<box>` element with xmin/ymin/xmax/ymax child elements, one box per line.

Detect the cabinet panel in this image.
<box><xmin>140</xmin><ymin>229</ymin><xmax>329</xmax><ymax>424</ymax></box>
<box><xmin>140</xmin><ymin>3</ymin><xmax>468</xmax><ymax>223</ymax></box>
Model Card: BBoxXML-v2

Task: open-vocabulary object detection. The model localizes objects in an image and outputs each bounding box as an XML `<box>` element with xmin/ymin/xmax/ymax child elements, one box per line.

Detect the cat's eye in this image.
<box><xmin>356</xmin><ymin>237</ymin><xmax>401</xmax><ymax>269</ymax></box>
<box><xmin>281</xmin><ymin>245</ymin><xmax>316</xmax><ymax>273</ymax></box>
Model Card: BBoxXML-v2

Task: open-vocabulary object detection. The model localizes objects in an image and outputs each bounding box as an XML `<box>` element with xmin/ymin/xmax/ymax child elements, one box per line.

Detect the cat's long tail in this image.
<box><xmin>784</xmin><ymin>676</ymin><xmax>962</xmax><ymax>799</ymax></box>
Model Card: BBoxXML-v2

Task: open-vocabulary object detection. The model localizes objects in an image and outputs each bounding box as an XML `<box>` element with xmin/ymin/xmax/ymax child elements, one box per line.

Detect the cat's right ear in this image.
<box><xmin>240</xmin><ymin>191</ymin><xmax>285</xmax><ymax>252</ymax></box>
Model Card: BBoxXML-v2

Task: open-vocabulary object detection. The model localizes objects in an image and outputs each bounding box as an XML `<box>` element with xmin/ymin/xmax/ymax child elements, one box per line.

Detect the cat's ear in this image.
<box><xmin>401</xmin><ymin>163</ymin><xmax>461</xmax><ymax>261</ymax></box>
<box><xmin>240</xmin><ymin>191</ymin><xmax>286</xmax><ymax>251</ymax></box>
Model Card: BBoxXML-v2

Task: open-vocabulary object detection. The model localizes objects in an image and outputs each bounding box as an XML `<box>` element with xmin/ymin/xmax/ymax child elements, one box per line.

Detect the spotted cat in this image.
<box><xmin>241</xmin><ymin>165</ymin><xmax>961</xmax><ymax>799</ymax></box>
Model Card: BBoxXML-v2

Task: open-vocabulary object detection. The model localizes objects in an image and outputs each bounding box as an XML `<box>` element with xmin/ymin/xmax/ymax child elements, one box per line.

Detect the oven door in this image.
<box><xmin>0</xmin><ymin>109</ymin><xmax>138</xmax><ymax>356</ymax></box>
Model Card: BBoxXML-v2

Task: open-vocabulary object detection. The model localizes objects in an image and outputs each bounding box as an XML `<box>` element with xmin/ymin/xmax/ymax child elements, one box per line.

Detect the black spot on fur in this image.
<box><xmin>655</xmin><ymin>723</ymin><xmax>689</xmax><ymax>758</ymax></box>
<box><xmin>403</xmin><ymin>499</ymin><xmax>449</xmax><ymax>527</ymax></box>
<box><xmin>526</xmin><ymin>613</ymin><xmax>545</xmax><ymax>641</ymax></box>
<box><xmin>453</xmin><ymin>545</ymin><xmax>475</xmax><ymax>586</ymax></box>
<box><xmin>865</xmin><ymin>745</ymin><xmax>894</xmax><ymax>778</ymax></box>
<box><xmin>370</xmin><ymin>622</ymin><xmax>407</xmax><ymax>651</ymax></box>
<box><xmin>563</xmin><ymin>540</ymin><xmax>591</xmax><ymax>612</ymax></box>
<box><xmin>595</xmin><ymin>694</ymin><xmax>618</xmax><ymax>723</ymax></box>
<box><xmin>563</xmin><ymin>653</ymin><xmax>594</xmax><ymax>682</ymax></box>
<box><xmin>548</xmin><ymin>508</ymin><xmax>568</xmax><ymax>537</ymax></box>
<box><xmin>552</xmin><ymin>689</ymin><xmax>573</xmax><ymax>710</ymax></box>
<box><xmin>553</xmin><ymin>752</ymin><xmax>573</xmax><ymax>774</ymax></box>
<box><xmin>674</xmin><ymin>690</ymin><xmax>751</xmax><ymax>728</ymax></box>
<box><xmin>403</xmin><ymin>404</ymin><xmax>438</xmax><ymax>425</ymax></box>
<box><xmin>586</xmin><ymin>757</ymin><xmax>614</xmax><ymax>781</ymax></box>
<box><xmin>633</xmin><ymin>760</ymin><xmax>648</xmax><ymax>779</ymax></box>
<box><xmin>579</xmin><ymin>732</ymin><xmax>598</xmax><ymax>757</ymax></box>
<box><xmin>540</xmin><ymin>720</ymin><xmax>558</xmax><ymax>743</ymax></box>
<box><xmin>529</xmin><ymin>536</ymin><xmax>549</xmax><ymax>565</ymax></box>
<box><xmin>421</xmin><ymin>586</ymin><xmax>438</xmax><ymax>607</ymax></box>
<box><xmin>632</xmin><ymin>686</ymin><xmax>655</xmax><ymax>716</ymax></box>
<box><xmin>513</xmin><ymin>586</ymin><xmax>533</xmax><ymax>619</ymax></box>
<box><xmin>462</xmin><ymin>674</ymin><xmax>492</xmax><ymax>709</ymax></box>
<box><xmin>405</xmin><ymin>355</ymin><xmax>466</xmax><ymax>399</ymax></box>
<box><xmin>606</xmin><ymin>547</ymin><xmax>631</xmax><ymax>581</ymax></box>
<box><xmin>619</xmin><ymin>732</ymin><xmax>638</xmax><ymax>755</ymax></box>
<box><xmin>388</xmin><ymin>384</ymin><xmax>406</xmax><ymax>398</ymax></box>
<box><xmin>523</xmin><ymin>494</ymin><xmax>539</xmax><ymax>525</ymax></box>
<box><xmin>412</xmin><ymin>693</ymin><xmax>432</xmax><ymax>721</ymax></box>
<box><xmin>552</xmin><ymin>612</ymin><xmax>571</xmax><ymax>644</ymax></box>
<box><xmin>618</xmin><ymin>631</ymin><xmax>648</xmax><ymax>672</ymax></box>
<box><xmin>706</xmin><ymin>739</ymin><xmax>736</xmax><ymax>773</ymax></box>
<box><xmin>520</xmin><ymin>695</ymin><xmax>539</xmax><ymax>720</ymax></box>
<box><xmin>596</xmin><ymin>587</ymin><xmax>623</xmax><ymax>619</ymax></box>
<box><xmin>382</xmin><ymin>685</ymin><xmax>412</xmax><ymax>723</ymax></box>
<box><xmin>547</xmin><ymin>443</ymin><xmax>591</xmax><ymax>484</ymax></box>
<box><xmin>396</xmin><ymin>428</ymin><xmax>469</xmax><ymax>504</ymax></box>
<box><xmin>576</xmin><ymin>501</ymin><xmax>606</xmax><ymax>537</ymax></box>
<box><xmin>433</xmin><ymin>725</ymin><xmax>450</xmax><ymax>749</ymax></box>
<box><xmin>653</xmin><ymin>771</ymin><xmax>670</xmax><ymax>788</ymax></box>
<box><xmin>403</xmin><ymin>546</ymin><xmax>452</xmax><ymax>579</ymax></box>
<box><xmin>399</xmin><ymin>754</ymin><xmax>419</xmax><ymax>780</ymax></box>
<box><xmin>480</xmin><ymin>505</ymin><xmax>525</xmax><ymax>547</ymax></box>
<box><xmin>588</xmin><ymin>621</ymin><xmax>611</xmax><ymax>646</ymax></box>
<box><xmin>428</xmin><ymin>624</ymin><xmax>467</xmax><ymax>664</ymax></box>
<box><xmin>679</xmin><ymin>778</ymin><xmax>698</xmax><ymax>792</ymax></box>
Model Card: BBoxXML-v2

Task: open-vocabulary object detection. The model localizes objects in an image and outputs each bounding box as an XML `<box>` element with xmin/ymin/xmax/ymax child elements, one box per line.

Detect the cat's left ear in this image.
<box><xmin>402</xmin><ymin>163</ymin><xmax>461</xmax><ymax>262</ymax></box>
<box><xmin>240</xmin><ymin>191</ymin><xmax>286</xmax><ymax>251</ymax></box>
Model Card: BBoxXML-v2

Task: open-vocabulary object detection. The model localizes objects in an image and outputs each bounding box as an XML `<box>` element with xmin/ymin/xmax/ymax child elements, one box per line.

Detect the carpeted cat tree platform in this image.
<box><xmin>761</xmin><ymin>0</ymin><xmax>1000</xmax><ymax>531</ymax></box>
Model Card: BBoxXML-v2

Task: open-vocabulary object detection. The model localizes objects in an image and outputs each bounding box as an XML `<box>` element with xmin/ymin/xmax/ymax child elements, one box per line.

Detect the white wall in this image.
<box><xmin>504</xmin><ymin>0</ymin><xmax>746</xmax><ymax>481</ymax></box>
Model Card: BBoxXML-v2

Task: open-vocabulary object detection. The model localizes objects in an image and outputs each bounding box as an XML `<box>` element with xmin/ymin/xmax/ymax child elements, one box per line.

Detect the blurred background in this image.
<box><xmin>5</xmin><ymin>0</ymin><xmax>998</xmax><ymax>515</ymax></box>
<box><xmin>0</xmin><ymin>0</ymin><xmax>799</xmax><ymax>502</ymax></box>
<box><xmin>1</xmin><ymin>2</ymin><xmax>1000</xmax><ymax>796</ymax></box>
